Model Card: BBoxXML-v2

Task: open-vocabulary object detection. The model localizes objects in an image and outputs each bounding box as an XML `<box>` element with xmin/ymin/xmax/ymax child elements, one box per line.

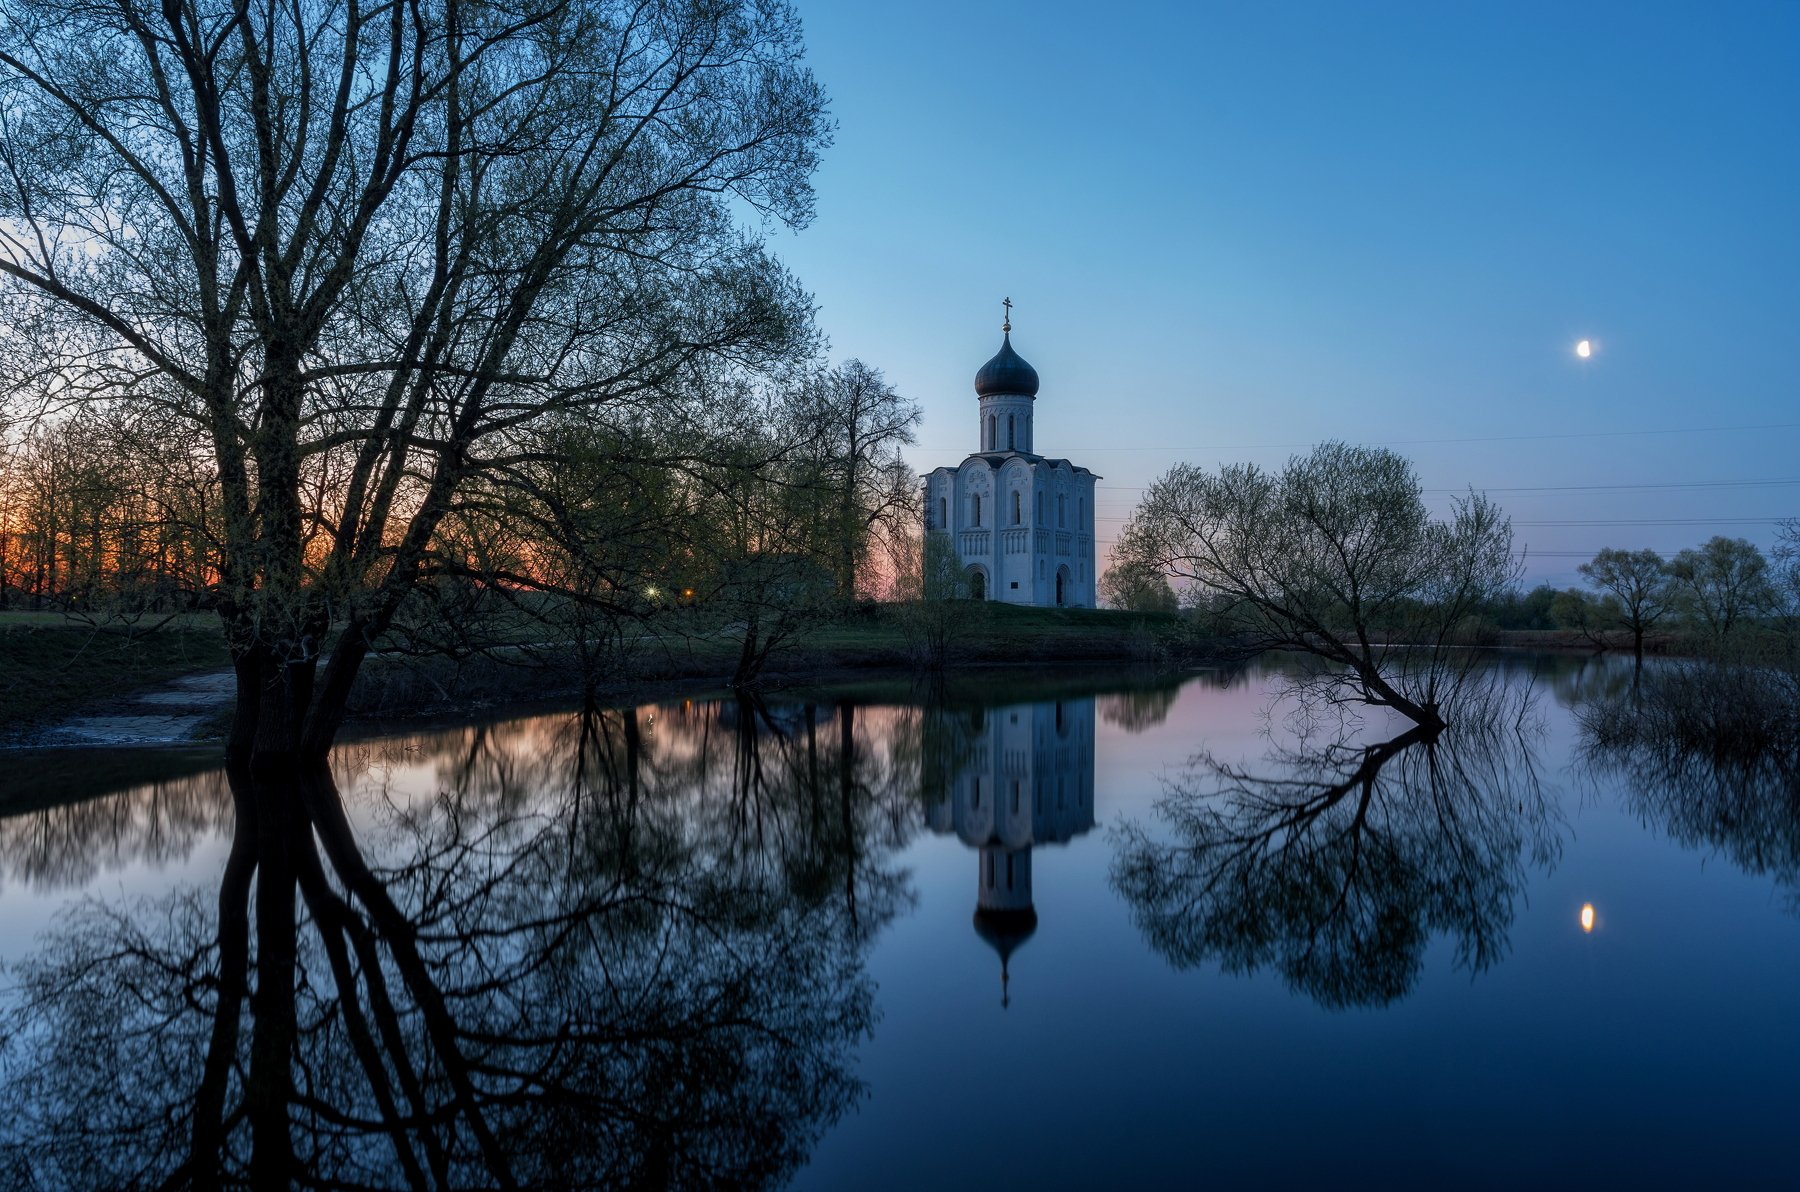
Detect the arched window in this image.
<box><xmin>1079</xmin><ymin>496</ymin><xmax>1085</xmax><ymax>529</ymax></box>
<box><xmin>987</xmin><ymin>414</ymin><xmax>995</xmax><ymax>450</ymax></box>
<box><xmin>1012</xmin><ymin>490</ymin><xmax>1021</xmax><ymax>525</ymax></box>
<box><xmin>973</xmin><ymin>494</ymin><xmax>982</xmax><ymax>527</ymax></box>
<box><xmin>939</xmin><ymin>496</ymin><xmax>947</xmax><ymax>529</ymax></box>
<box><xmin>1008</xmin><ymin>414</ymin><xmax>1015</xmax><ymax>450</ymax></box>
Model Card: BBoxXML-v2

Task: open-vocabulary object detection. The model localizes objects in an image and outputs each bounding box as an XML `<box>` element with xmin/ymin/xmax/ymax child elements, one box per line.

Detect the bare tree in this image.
<box><xmin>1112</xmin><ymin>441</ymin><xmax>1517</xmax><ymax>729</ymax></box>
<box><xmin>0</xmin><ymin>0</ymin><xmax>830</xmax><ymax>765</ymax></box>
<box><xmin>783</xmin><ymin>360</ymin><xmax>921</xmax><ymax>604</ymax></box>
<box><xmin>1578</xmin><ymin>547</ymin><xmax>1673</xmax><ymax>662</ymax></box>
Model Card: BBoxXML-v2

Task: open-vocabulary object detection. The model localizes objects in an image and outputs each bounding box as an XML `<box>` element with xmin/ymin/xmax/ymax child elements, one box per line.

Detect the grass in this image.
<box><xmin>0</xmin><ymin>599</ymin><xmax>1217</xmax><ymax>732</ymax></box>
<box><xmin>0</xmin><ymin>617</ymin><xmax>231</xmax><ymax>731</ymax></box>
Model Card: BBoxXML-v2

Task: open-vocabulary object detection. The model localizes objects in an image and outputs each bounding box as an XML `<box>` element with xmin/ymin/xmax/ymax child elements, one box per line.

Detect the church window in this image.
<box><xmin>1012</xmin><ymin>781</ymin><xmax>1020</xmax><ymax>814</ymax></box>
<box><xmin>1058</xmin><ymin>494</ymin><xmax>1065</xmax><ymax>528</ymax></box>
<box><xmin>1079</xmin><ymin>496</ymin><xmax>1085</xmax><ymax>529</ymax></box>
<box><xmin>1035</xmin><ymin>491</ymin><xmax>1043</xmax><ymax>524</ymax></box>
<box><xmin>973</xmin><ymin>494</ymin><xmax>981</xmax><ymax>527</ymax></box>
<box><xmin>987</xmin><ymin>414</ymin><xmax>995</xmax><ymax>450</ymax></box>
<box><xmin>1012</xmin><ymin>491</ymin><xmax>1021</xmax><ymax>525</ymax></box>
<box><xmin>939</xmin><ymin>496</ymin><xmax>946</xmax><ymax>530</ymax></box>
<box><xmin>1008</xmin><ymin>415</ymin><xmax>1015</xmax><ymax>450</ymax></box>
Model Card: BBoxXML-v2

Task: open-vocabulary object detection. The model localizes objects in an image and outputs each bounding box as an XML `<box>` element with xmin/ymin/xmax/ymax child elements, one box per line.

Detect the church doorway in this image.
<box><xmin>969</xmin><ymin>568</ymin><xmax>987</xmax><ymax>601</ymax></box>
<box><xmin>1055</xmin><ymin>565</ymin><xmax>1070</xmax><ymax>607</ymax></box>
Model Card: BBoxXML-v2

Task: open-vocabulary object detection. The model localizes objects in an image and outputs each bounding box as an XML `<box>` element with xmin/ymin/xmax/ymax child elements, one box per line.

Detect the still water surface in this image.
<box><xmin>2</xmin><ymin>653</ymin><xmax>1797</xmax><ymax>1188</ymax></box>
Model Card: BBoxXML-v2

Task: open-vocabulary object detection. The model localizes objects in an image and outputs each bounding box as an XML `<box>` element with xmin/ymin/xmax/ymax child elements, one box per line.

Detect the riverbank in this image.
<box><xmin>7</xmin><ymin>602</ymin><xmax>1778</xmax><ymax>758</ymax></box>
<box><xmin>1</xmin><ymin>603</ymin><xmax>1219</xmax><ymax>752</ymax></box>
<box><xmin>0</xmin><ymin>615</ymin><xmax>230</xmax><ymax>733</ymax></box>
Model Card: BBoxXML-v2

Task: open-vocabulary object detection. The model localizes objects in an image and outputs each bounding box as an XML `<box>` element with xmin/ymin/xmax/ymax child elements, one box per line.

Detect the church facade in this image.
<box><xmin>921</xmin><ymin>697</ymin><xmax>1097</xmax><ymax>1007</ymax></box>
<box><xmin>921</xmin><ymin>312</ymin><xmax>1098</xmax><ymax>607</ymax></box>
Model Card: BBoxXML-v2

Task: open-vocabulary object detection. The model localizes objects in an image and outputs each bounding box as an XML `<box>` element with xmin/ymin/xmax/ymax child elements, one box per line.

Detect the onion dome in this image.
<box><xmin>974</xmin><ymin>332</ymin><xmax>1040</xmax><ymax>399</ymax></box>
<box><xmin>973</xmin><ymin>906</ymin><xmax>1038</xmax><ymax>1009</ymax></box>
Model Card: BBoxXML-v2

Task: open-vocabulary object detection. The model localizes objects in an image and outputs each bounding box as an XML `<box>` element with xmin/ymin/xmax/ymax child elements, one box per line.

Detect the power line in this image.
<box><xmin>1515</xmin><ymin>518</ymin><xmax>1787</xmax><ymax>526</ymax></box>
<box><xmin>1094</xmin><ymin>515</ymin><xmax>1791</xmax><ymax>527</ymax></box>
<box><xmin>1066</xmin><ymin>419</ymin><xmax>1800</xmax><ymax>453</ymax></box>
<box><xmin>1098</xmin><ymin>477</ymin><xmax>1800</xmax><ymax>496</ymax></box>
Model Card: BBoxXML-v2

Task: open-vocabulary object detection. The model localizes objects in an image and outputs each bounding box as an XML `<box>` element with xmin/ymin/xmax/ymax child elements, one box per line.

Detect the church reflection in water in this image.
<box><xmin>920</xmin><ymin>697</ymin><xmax>1096</xmax><ymax>1006</ymax></box>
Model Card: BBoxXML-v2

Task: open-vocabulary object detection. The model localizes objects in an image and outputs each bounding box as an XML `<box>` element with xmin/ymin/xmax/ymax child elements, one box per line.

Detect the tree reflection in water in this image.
<box><xmin>1580</xmin><ymin>661</ymin><xmax>1800</xmax><ymax>911</ymax></box>
<box><xmin>0</xmin><ymin>697</ymin><xmax>914</xmax><ymax>1189</ymax></box>
<box><xmin>1113</xmin><ymin>685</ymin><xmax>1561</xmax><ymax>1008</ymax></box>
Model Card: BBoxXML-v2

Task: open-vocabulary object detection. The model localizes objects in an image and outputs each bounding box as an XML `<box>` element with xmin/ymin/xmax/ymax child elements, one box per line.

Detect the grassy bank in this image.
<box><xmin>347</xmin><ymin>603</ymin><xmax>1218</xmax><ymax>716</ymax></box>
<box><xmin>0</xmin><ymin>614</ymin><xmax>230</xmax><ymax>731</ymax></box>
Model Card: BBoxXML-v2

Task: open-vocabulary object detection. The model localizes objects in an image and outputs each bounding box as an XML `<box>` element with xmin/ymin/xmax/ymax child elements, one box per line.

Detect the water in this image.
<box><xmin>2</xmin><ymin>653</ymin><xmax>1797</xmax><ymax>1189</ymax></box>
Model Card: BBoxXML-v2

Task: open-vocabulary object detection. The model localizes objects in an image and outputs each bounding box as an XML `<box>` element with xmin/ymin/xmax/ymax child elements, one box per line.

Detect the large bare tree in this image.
<box><xmin>0</xmin><ymin>0</ymin><xmax>829</xmax><ymax>764</ymax></box>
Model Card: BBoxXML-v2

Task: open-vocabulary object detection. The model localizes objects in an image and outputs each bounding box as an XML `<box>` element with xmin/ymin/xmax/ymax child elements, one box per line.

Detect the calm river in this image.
<box><xmin>1</xmin><ymin>652</ymin><xmax>1796</xmax><ymax>1189</ymax></box>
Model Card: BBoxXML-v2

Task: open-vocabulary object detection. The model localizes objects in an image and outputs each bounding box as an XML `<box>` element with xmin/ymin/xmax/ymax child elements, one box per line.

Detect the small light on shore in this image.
<box><xmin>1580</xmin><ymin>903</ymin><xmax>1596</xmax><ymax>933</ymax></box>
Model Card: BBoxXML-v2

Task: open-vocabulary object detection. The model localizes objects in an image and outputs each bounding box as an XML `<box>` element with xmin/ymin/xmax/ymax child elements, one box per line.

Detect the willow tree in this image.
<box><xmin>0</xmin><ymin>0</ymin><xmax>829</xmax><ymax>765</ymax></box>
<box><xmin>1112</xmin><ymin>442</ymin><xmax>1517</xmax><ymax>728</ymax></box>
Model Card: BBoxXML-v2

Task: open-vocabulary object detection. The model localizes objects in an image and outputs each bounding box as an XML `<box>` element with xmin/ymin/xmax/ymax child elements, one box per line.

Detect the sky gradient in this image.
<box><xmin>771</xmin><ymin>0</ymin><xmax>1800</xmax><ymax>586</ymax></box>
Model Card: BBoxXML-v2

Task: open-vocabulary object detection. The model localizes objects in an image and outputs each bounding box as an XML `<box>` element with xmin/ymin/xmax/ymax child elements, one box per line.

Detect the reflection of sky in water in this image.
<box><xmin>4</xmin><ymin>653</ymin><xmax>1798</xmax><ymax>1188</ymax></box>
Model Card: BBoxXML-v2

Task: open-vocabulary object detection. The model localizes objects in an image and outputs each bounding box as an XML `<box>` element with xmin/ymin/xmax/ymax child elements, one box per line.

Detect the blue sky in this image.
<box><xmin>768</xmin><ymin>0</ymin><xmax>1800</xmax><ymax>585</ymax></box>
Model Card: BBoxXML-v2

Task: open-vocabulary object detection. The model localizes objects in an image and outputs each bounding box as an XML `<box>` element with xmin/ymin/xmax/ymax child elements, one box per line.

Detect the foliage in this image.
<box><xmin>1668</xmin><ymin>536</ymin><xmax>1775</xmax><ymax>644</ymax></box>
<box><xmin>0</xmin><ymin>0</ymin><xmax>831</xmax><ymax>759</ymax></box>
<box><xmin>1098</xmin><ymin>557</ymin><xmax>1179</xmax><ymax>613</ymax></box>
<box><xmin>1112</xmin><ymin>441</ymin><xmax>1518</xmax><ymax>727</ymax></box>
<box><xmin>890</xmin><ymin>530</ymin><xmax>982</xmax><ymax>670</ymax></box>
<box><xmin>1578</xmin><ymin>547</ymin><xmax>1674</xmax><ymax>659</ymax></box>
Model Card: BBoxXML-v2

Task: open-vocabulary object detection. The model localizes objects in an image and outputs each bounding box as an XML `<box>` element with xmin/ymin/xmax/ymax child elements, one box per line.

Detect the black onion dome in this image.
<box><xmin>972</xmin><ymin>906</ymin><xmax>1038</xmax><ymax>959</ymax></box>
<box><xmin>974</xmin><ymin>333</ymin><xmax>1040</xmax><ymax>398</ymax></box>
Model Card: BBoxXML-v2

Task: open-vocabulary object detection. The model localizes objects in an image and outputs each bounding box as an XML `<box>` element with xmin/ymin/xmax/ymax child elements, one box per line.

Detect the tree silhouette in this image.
<box><xmin>1580</xmin><ymin>661</ymin><xmax>1800</xmax><ymax>912</ymax></box>
<box><xmin>1113</xmin><ymin>689</ymin><xmax>1559</xmax><ymax>1008</ymax></box>
<box><xmin>0</xmin><ymin>697</ymin><xmax>915</xmax><ymax>1188</ymax></box>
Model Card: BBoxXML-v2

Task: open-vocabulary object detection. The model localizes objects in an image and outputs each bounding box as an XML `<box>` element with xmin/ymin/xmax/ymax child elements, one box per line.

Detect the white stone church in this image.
<box><xmin>921</xmin><ymin>309</ymin><xmax>1099</xmax><ymax>607</ymax></box>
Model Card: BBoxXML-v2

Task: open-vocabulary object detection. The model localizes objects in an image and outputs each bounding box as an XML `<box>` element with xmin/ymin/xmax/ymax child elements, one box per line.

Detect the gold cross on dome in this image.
<box><xmin>1002</xmin><ymin>296</ymin><xmax>1012</xmax><ymax>332</ymax></box>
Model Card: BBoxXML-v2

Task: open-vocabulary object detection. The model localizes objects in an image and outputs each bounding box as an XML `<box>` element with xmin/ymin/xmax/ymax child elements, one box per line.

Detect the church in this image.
<box><xmin>922</xmin><ymin>303</ymin><xmax>1099</xmax><ymax>607</ymax></box>
<box><xmin>921</xmin><ymin>697</ymin><xmax>1097</xmax><ymax>1008</ymax></box>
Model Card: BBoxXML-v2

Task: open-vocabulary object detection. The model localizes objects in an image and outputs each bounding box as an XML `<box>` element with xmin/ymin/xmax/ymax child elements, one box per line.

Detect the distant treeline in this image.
<box><xmin>0</xmin><ymin>419</ymin><xmax>218</xmax><ymax>611</ymax></box>
<box><xmin>1477</xmin><ymin>533</ymin><xmax>1800</xmax><ymax>658</ymax></box>
<box><xmin>0</xmin><ymin>364</ymin><xmax>927</xmax><ymax>652</ymax></box>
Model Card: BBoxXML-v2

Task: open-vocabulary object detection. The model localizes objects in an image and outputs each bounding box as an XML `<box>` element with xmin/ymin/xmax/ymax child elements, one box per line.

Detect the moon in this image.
<box><xmin>1575</xmin><ymin>339</ymin><xmax>1592</xmax><ymax>359</ymax></box>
